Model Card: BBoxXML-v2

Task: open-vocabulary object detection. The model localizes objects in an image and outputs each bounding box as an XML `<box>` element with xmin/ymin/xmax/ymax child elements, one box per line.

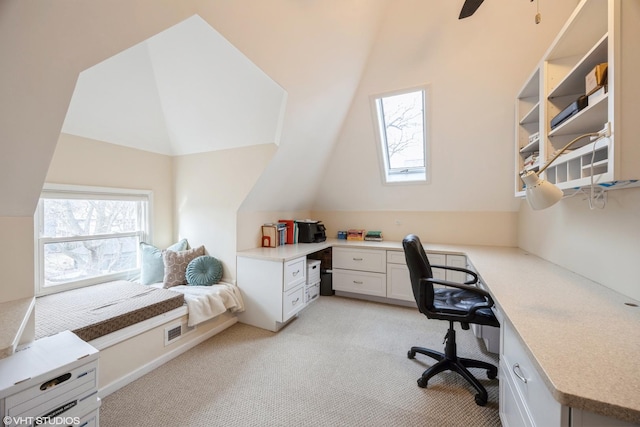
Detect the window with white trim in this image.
<box><xmin>372</xmin><ymin>86</ymin><xmax>429</xmax><ymax>183</ymax></box>
<box><xmin>35</xmin><ymin>184</ymin><xmax>151</xmax><ymax>295</ymax></box>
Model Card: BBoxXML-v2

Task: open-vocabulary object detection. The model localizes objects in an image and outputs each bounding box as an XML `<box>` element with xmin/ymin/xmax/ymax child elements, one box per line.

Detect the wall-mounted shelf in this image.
<box><xmin>514</xmin><ymin>0</ymin><xmax>640</xmax><ymax>198</ymax></box>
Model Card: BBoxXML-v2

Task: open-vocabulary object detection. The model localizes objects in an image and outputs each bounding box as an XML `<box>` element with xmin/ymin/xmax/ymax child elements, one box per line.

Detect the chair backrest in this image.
<box><xmin>402</xmin><ymin>234</ymin><xmax>435</xmax><ymax>313</ymax></box>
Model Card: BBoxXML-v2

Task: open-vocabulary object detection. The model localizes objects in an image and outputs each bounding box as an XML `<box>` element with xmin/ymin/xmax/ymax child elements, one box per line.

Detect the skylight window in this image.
<box><xmin>372</xmin><ymin>87</ymin><xmax>429</xmax><ymax>183</ymax></box>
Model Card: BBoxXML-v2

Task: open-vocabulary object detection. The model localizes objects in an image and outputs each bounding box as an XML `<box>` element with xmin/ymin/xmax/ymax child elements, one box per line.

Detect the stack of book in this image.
<box><xmin>364</xmin><ymin>231</ymin><xmax>383</xmax><ymax>241</ymax></box>
<box><xmin>347</xmin><ymin>229</ymin><xmax>365</xmax><ymax>241</ymax></box>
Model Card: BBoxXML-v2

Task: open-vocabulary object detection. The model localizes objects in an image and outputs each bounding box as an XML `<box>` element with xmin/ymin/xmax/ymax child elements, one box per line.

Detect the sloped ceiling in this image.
<box><xmin>0</xmin><ymin>0</ymin><xmax>390</xmax><ymax>217</ymax></box>
<box><xmin>62</xmin><ymin>15</ymin><xmax>287</xmax><ymax>156</ymax></box>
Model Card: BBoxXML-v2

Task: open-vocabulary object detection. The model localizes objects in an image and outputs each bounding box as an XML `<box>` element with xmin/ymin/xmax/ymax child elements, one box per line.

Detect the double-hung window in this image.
<box><xmin>35</xmin><ymin>184</ymin><xmax>151</xmax><ymax>295</ymax></box>
<box><xmin>372</xmin><ymin>86</ymin><xmax>429</xmax><ymax>183</ymax></box>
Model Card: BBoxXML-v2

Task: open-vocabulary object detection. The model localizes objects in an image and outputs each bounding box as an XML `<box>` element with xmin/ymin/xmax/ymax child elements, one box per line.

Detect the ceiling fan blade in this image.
<box><xmin>459</xmin><ymin>0</ymin><xmax>485</xmax><ymax>19</ymax></box>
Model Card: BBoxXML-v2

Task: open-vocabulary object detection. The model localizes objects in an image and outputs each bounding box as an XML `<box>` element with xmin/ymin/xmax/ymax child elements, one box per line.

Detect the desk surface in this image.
<box><xmin>238</xmin><ymin>239</ymin><xmax>640</xmax><ymax>423</ymax></box>
<box><xmin>0</xmin><ymin>297</ymin><xmax>35</xmax><ymax>360</ymax></box>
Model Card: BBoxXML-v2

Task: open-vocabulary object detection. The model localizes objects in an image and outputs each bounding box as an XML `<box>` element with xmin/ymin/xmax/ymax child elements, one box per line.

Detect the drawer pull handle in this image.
<box><xmin>353</xmin><ymin>257</ymin><xmax>363</xmax><ymax>261</ymax></box>
<box><xmin>292</xmin><ymin>270</ymin><xmax>300</xmax><ymax>276</ymax></box>
<box><xmin>353</xmin><ymin>280</ymin><xmax>363</xmax><ymax>284</ymax></box>
<box><xmin>512</xmin><ymin>363</ymin><xmax>528</xmax><ymax>384</ymax></box>
<box><xmin>292</xmin><ymin>297</ymin><xmax>300</xmax><ymax>305</ymax></box>
<box><xmin>40</xmin><ymin>372</ymin><xmax>72</xmax><ymax>390</ymax></box>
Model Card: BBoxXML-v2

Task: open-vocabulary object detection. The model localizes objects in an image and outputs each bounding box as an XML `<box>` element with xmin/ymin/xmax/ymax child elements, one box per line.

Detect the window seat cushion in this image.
<box><xmin>35</xmin><ymin>281</ymin><xmax>185</xmax><ymax>341</ymax></box>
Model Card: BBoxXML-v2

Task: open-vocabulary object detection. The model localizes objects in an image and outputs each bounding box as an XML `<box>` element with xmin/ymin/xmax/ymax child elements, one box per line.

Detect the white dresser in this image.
<box><xmin>237</xmin><ymin>254</ymin><xmax>308</xmax><ymax>332</ymax></box>
<box><xmin>0</xmin><ymin>330</ymin><xmax>100</xmax><ymax>427</ymax></box>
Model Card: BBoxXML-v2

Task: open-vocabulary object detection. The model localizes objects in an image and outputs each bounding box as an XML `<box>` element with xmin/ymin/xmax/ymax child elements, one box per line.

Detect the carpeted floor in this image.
<box><xmin>100</xmin><ymin>296</ymin><xmax>501</xmax><ymax>426</ymax></box>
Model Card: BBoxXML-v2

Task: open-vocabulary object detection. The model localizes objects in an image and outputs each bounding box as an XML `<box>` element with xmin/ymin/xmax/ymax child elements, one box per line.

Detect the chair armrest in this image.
<box><xmin>429</xmin><ymin>264</ymin><xmax>478</xmax><ymax>285</ymax></box>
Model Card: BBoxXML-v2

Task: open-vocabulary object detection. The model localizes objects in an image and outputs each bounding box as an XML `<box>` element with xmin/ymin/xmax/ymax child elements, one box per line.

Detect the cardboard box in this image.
<box><xmin>585</xmin><ymin>63</ymin><xmax>608</xmax><ymax>96</ymax></box>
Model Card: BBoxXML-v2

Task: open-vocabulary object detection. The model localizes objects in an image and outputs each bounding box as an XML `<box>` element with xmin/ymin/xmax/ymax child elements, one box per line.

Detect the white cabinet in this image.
<box><xmin>0</xmin><ymin>331</ymin><xmax>100</xmax><ymax>427</ymax></box>
<box><xmin>333</xmin><ymin>248</ymin><xmax>386</xmax><ymax>297</ymax></box>
<box><xmin>500</xmin><ymin>320</ymin><xmax>568</xmax><ymax>427</ymax></box>
<box><xmin>384</xmin><ymin>250</ymin><xmax>472</xmax><ymax>302</ymax></box>
<box><xmin>386</xmin><ymin>250</ymin><xmax>413</xmax><ymax>301</ymax></box>
<box><xmin>499</xmin><ymin>320</ymin><xmax>638</xmax><ymax>427</ymax></box>
<box><xmin>514</xmin><ymin>0</ymin><xmax>640</xmax><ymax>196</ymax></box>
<box><xmin>237</xmin><ymin>255</ymin><xmax>307</xmax><ymax>332</ymax></box>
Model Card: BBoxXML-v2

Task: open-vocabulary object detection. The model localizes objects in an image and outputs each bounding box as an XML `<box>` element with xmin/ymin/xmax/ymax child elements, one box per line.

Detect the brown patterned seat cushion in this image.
<box><xmin>35</xmin><ymin>280</ymin><xmax>185</xmax><ymax>341</ymax></box>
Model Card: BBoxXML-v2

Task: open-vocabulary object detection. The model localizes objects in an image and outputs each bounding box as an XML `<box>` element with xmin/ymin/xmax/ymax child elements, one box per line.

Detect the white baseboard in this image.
<box><xmin>98</xmin><ymin>316</ymin><xmax>237</xmax><ymax>398</ymax></box>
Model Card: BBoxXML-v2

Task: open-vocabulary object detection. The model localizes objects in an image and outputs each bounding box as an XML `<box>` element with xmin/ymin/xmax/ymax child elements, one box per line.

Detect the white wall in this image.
<box><xmin>519</xmin><ymin>182</ymin><xmax>640</xmax><ymax>302</ymax></box>
<box><xmin>174</xmin><ymin>144</ymin><xmax>278</xmax><ymax>281</ymax></box>
<box><xmin>313</xmin><ymin>0</ymin><xmax>577</xmax><ymax>243</ymax></box>
<box><xmin>46</xmin><ymin>134</ymin><xmax>175</xmax><ymax>248</ymax></box>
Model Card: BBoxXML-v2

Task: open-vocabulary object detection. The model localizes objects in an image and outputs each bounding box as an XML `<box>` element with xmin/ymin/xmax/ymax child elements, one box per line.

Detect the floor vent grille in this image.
<box><xmin>164</xmin><ymin>322</ymin><xmax>195</xmax><ymax>346</ymax></box>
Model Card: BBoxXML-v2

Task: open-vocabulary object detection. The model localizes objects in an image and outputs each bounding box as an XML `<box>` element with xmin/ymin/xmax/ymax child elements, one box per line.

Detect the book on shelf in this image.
<box><xmin>364</xmin><ymin>230</ymin><xmax>383</xmax><ymax>242</ymax></box>
<box><xmin>278</xmin><ymin>219</ymin><xmax>298</xmax><ymax>244</ymax></box>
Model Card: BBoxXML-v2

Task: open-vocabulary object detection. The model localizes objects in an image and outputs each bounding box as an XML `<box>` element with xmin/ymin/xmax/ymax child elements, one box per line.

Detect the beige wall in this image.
<box><xmin>314</xmin><ymin>210</ymin><xmax>517</xmax><ymax>247</ymax></box>
<box><xmin>518</xmin><ymin>186</ymin><xmax>640</xmax><ymax>302</ymax></box>
<box><xmin>0</xmin><ymin>217</ymin><xmax>34</xmax><ymax>302</ymax></box>
<box><xmin>46</xmin><ymin>133</ymin><xmax>175</xmax><ymax>248</ymax></box>
<box><xmin>174</xmin><ymin>144</ymin><xmax>277</xmax><ymax>281</ymax></box>
<box><xmin>236</xmin><ymin>210</ymin><xmax>312</xmax><ymax>251</ymax></box>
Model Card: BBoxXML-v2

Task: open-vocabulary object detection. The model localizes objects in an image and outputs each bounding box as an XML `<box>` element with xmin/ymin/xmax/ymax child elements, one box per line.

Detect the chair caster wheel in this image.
<box><xmin>407</xmin><ymin>350</ymin><xmax>415</xmax><ymax>359</ymax></box>
<box><xmin>417</xmin><ymin>377</ymin><xmax>428</xmax><ymax>388</ymax></box>
<box><xmin>487</xmin><ymin>368</ymin><xmax>497</xmax><ymax>379</ymax></box>
<box><xmin>474</xmin><ymin>394</ymin><xmax>488</xmax><ymax>406</ymax></box>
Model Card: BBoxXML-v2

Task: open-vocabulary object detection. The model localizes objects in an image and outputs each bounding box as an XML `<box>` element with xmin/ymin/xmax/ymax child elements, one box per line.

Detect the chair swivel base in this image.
<box><xmin>407</xmin><ymin>329</ymin><xmax>498</xmax><ymax>406</ymax></box>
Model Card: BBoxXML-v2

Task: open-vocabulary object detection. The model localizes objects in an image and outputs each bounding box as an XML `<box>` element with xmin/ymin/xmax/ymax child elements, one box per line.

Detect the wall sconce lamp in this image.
<box><xmin>520</xmin><ymin>124</ymin><xmax>611</xmax><ymax>210</ymax></box>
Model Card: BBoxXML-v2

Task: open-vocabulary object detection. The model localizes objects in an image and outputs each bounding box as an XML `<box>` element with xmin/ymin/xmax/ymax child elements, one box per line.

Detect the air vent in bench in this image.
<box><xmin>164</xmin><ymin>321</ymin><xmax>195</xmax><ymax>346</ymax></box>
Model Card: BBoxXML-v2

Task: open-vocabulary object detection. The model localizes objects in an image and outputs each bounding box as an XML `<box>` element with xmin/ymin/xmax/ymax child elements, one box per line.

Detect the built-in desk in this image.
<box><xmin>0</xmin><ymin>297</ymin><xmax>35</xmax><ymax>360</ymax></box>
<box><xmin>237</xmin><ymin>239</ymin><xmax>640</xmax><ymax>425</ymax></box>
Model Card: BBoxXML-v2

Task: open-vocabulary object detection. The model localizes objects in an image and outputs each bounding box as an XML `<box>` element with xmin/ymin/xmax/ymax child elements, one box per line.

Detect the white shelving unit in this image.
<box><xmin>514</xmin><ymin>0</ymin><xmax>640</xmax><ymax>197</ymax></box>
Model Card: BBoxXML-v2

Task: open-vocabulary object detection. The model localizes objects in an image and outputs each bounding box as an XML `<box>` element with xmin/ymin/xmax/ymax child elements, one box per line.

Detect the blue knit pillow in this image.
<box><xmin>186</xmin><ymin>255</ymin><xmax>223</xmax><ymax>286</ymax></box>
<box><xmin>139</xmin><ymin>239</ymin><xmax>188</xmax><ymax>285</ymax></box>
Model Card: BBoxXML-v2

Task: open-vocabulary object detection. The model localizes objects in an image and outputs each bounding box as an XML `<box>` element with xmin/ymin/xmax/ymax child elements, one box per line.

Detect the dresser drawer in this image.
<box><xmin>333</xmin><ymin>269</ymin><xmax>386</xmax><ymax>297</ymax></box>
<box><xmin>283</xmin><ymin>284</ymin><xmax>305</xmax><ymax>321</ymax></box>
<box><xmin>284</xmin><ymin>257</ymin><xmax>306</xmax><ymax>291</ymax></box>
<box><xmin>333</xmin><ymin>248</ymin><xmax>385</xmax><ymax>273</ymax></box>
<box><xmin>501</xmin><ymin>321</ymin><xmax>564</xmax><ymax>427</ymax></box>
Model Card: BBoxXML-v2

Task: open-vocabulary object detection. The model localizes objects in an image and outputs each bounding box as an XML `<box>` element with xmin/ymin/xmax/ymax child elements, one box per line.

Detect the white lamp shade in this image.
<box><xmin>521</xmin><ymin>170</ymin><xmax>563</xmax><ymax>210</ymax></box>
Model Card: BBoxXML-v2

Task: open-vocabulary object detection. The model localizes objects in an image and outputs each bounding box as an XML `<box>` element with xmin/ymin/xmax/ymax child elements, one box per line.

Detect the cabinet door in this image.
<box><xmin>386</xmin><ymin>262</ymin><xmax>414</xmax><ymax>302</ymax></box>
<box><xmin>501</xmin><ymin>320</ymin><xmax>567</xmax><ymax>427</ymax></box>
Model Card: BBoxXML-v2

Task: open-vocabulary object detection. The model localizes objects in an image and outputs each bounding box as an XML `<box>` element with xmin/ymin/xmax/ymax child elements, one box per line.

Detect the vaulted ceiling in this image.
<box><xmin>62</xmin><ymin>15</ymin><xmax>287</xmax><ymax>156</ymax></box>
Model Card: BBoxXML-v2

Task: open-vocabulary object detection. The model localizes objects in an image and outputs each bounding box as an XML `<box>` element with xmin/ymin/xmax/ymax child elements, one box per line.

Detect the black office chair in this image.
<box><xmin>402</xmin><ymin>234</ymin><xmax>499</xmax><ymax>406</ymax></box>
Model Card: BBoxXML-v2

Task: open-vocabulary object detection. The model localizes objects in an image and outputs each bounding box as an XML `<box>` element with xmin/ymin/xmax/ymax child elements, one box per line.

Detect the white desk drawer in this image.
<box><xmin>333</xmin><ymin>248</ymin><xmax>385</xmax><ymax>273</ymax></box>
<box><xmin>386</xmin><ymin>250</ymin><xmax>406</xmax><ymax>265</ymax></box>
<box><xmin>502</xmin><ymin>321</ymin><xmax>563</xmax><ymax>427</ymax></box>
<box><xmin>284</xmin><ymin>257</ymin><xmax>306</xmax><ymax>291</ymax></box>
<box><xmin>283</xmin><ymin>284</ymin><xmax>305</xmax><ymax>321</ymax></box>
<box><xmin>333</xmin><ymin>269</ymin><xmax>386</xmax><ymax>297</ymax></box>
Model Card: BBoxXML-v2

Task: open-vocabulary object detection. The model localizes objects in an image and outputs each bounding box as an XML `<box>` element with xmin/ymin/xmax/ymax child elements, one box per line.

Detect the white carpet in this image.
<box><xmin>100</xmin><ymin>296</ymin><xmax>501</xmax><ymax>426</ymax></box>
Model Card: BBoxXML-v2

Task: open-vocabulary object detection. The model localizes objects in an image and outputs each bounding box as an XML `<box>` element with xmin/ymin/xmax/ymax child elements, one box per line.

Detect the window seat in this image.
<box><xmin>35</xmin><ymin>281</ymin><xmax>185</xmax><ymax>341</ymax></box>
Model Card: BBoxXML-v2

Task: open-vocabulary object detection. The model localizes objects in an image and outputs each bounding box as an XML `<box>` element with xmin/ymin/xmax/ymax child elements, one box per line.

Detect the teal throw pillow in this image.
<box><xmin>186</xmin><ymin>255</ymin><xmax>223</xmax><ymax>286</ymax></box>
<box><xmin>139</xmin><ymin>239</ymin><xmax>188</xmax><ymax>285</ymax></box>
